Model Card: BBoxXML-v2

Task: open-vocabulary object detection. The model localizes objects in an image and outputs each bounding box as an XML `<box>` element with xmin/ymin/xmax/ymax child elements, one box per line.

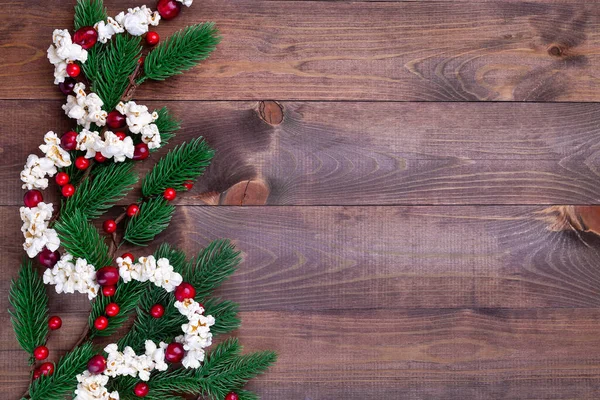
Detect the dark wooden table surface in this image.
<box><xmin>2</xmin><ymin>0</ymin><xmax>600</xmax><ymax>398</ymax></box>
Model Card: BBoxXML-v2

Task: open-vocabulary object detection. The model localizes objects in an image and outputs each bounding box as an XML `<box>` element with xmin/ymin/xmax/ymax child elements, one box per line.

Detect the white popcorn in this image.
<box><xmin>43</xmin><ymin>254</ymin><xmax>99</xmax><ymax>299</ymax></box>
<box><xmin>116</xmin><ymin>101</ymin><xmax>158</xmax><ymax>134</ymax></box>
<box><xmin>39</xmin><ymin>131</ymin><xmax>72</xmax><ymax>168</ymax></box>
<box><xmin>62</xmin><ymin>83</ymin><xmax>107</xmax><ymax>129</ymax></box>
<box><xmin>20</xmin><ymin>154</ymin><xmax>57</xmax><ymax>190</ymax></box>
<box><xmin>177</xmin><ymin>0</ymin><xmax>194</xmax><ymax>6</ymax></box>
<box><xmin>141</xmin><ymin>124</ymin><xmax>161</xmax><ymax>149</ymax></box>
<box><xmin>47</xmin><ymin>29</ymin><xmax>88</xmax><ymax>84</ymax></box>
<box><xmin>76</xmin><ymin>129</ymin><xmax>103</xmax><ymax>158</ymax></box>
<box><xmin>175</xmin><ymin>298</ymin><xmax>204</xmax><ymax>319</ymax></box>
<box><xmin>20</xmin><ymin>202</ymin><xmax>59</xmax><ymax>258</ymax></box>
<box><xmin>94</xmin><ymin>17</ymin><xmax>124</xmax><ymax>43</ymax></box>
<box><xmin>115</xmin><ymin>6</ymin><xmax>160</xmax><ymax>36</ymax></box>
<box><xmin>74</xmin><ymin>371</ymin><xmax>111</xmax><ymax>400</ymax></box>
<box><xmin>116</xmin><ymin>255</ymin><xmax>139</xmax><ymax>283</ymax></box>
<box><xmin>145</xmin><ymin>341</ymin><xmax>169</xmax><ymax>372</ymax></box>
<box><xmin>152</xmin><ymin>258</ymin><xmax>183</xmax><ymax>292</ymax></box>
<box><xmin>99</xmin><ymin>131</ymin><xmax>134</xmax><ymax>162</ymax></box>
<box><xmin>135</xmin><ymin>255</ymin><xmax>157</xmax><ymax>282</ymax></box>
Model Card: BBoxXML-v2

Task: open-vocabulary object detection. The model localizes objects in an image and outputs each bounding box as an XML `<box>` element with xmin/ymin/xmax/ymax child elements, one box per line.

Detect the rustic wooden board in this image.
<box><xmin>2</xmin><ymin>205</ymin><xmax>600</xmax><ymax>398</ymax></box>
<box><xmin>3</xmin><ymin>205</ymin><xmax>600</xmax><ymax>312</ymax></box>
<box><xmin>3</xmin><ymin>309</ymin><xmax>600</xmax><ymax>399</ymax></box>
<box><xmin>2</xmin><ymin>0</ymin><xmax>600</xmax><ymax>101</ymax></box>
<box><xmin>3</xmin><ymin>100</ymin><xmax>600</xmax><ymax>206</ymax></box>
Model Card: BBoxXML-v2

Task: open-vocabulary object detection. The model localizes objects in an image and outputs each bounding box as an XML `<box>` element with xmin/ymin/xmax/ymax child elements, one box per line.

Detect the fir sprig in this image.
<box><xmin>8</xmin><ymin>260</ymin><xmax>48</xmax><ymax>361</ymax></box>
<box><xmin>123</xmin><ymin>197</ymin><xmax>175</xmax><ymax>246</ymax></box>
<box><xmin>62</xmin><ymin>162</ymin><xmax>138</xmax><ymax>220</ymax></box>
<box><xmin>154</xmin><ymin>107</ymin><xmax>181</xmax><ymax>149</ymax></box>
<box><xmin>54</xmin><ymin>209</ymin><xmax>111</xmax><ymax>267</ymax></box>
<box><xmin>94</xmin><ymin>33</ymin><xmax>143</xmax><ymax>110</ymax></box>
<box><xmin>28</xmin><ymin>342</ymin><xmax>97</xmax><ymax>400</ymax></box>
<box><xmin>185</xmin><ymin>239</ymin><xmax>241</xmax><ymax>300</ymax></box>
<box><xmin>203</xmin><ymin>298</ymin><xmax>241</xmax><ymax>335</ymax></box>
<box><xmin>139</xmin><ymin>23</ymin><xmax>221</xmax><ymax>83</ymax></box>
<box><xmin>89</xmin><ymin>280</ymin><xmax>147</xmax><ymax>338</ymax></box>
<box><xmin>74</xmin><ymin>0</ymin><xmax>107</xmax><ymax>30</ymax></box>
<box><xmin>142</xmin><ymin>137</ymin><xmax>214</xmax><ymax>197</ymax></box>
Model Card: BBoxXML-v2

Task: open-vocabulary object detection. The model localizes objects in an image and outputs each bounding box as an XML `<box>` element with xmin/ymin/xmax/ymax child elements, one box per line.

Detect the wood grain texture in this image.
<box><xmin>2</xmin><ymin>0</ymin><xmax>600</xmax><ymax>101</ymax></box>
<box><xmin>2</xmin><ymin>205</ymin><xmax>600</xmax><ymax>398</ymax></box>
<box><xmin>3</xmin><ymin>206</ymin><xmax>600</xmax><ymax>312</ymax></box>
<box><xmin>2</xmin><ymin>100</ymin><xmax>600</xmax><ymax>206</ymax></box>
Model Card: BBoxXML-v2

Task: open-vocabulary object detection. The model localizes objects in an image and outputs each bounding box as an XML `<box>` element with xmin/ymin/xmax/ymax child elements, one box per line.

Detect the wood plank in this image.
<box><xmin>3</xmin><ymin>100</ymin><xmax>600</xmax><ymax>206</ymax></box>
<box><xmin>2</xmin><ymin>0</ymin><xmax>600</xmax><ymax>101</ymax></box>
<box><xmin>3</xmin><ymin>309</ymin><xmax>600</xmax><ymax>398</ymax></box>
<box><xmin>3</xmin><ymin>205</ymin><xmax>600</xmax><ymax>311</ymax></box>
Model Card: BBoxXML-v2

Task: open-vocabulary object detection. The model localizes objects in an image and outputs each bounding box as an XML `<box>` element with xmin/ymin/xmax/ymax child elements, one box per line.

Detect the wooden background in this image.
<box><xmin>2</xmin><ymin>0</ymin><xmax>600</xmax><ymax>398</ymax></box>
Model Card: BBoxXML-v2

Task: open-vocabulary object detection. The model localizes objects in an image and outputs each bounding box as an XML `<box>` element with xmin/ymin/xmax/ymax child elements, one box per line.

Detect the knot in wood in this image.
<box><xmin>258</xmin><ymin>101</ymin><xmax>284</xmax><ymax>125</ymax></box>
<box><xmin>548</xmin><ymin>45</ymin><xmax>564</xmax><ymax>57</ymax></box>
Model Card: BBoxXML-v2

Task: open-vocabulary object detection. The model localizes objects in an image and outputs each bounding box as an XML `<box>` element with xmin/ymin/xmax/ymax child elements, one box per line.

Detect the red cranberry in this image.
<box><xmin>87</xmin><ymin>354</ymin><xmax>107</xmax><ymax>374</ymax></box>
<box><xmin>225</xmin><ymin>393</ymin><xmax>239</xmax><ymax>400</ymax></box>
<box><xmin>48</xmin><ymin>316</ymin><xmax>62</xmax><ymax>330</ymax></box>
<box><xmin>115</xmin><ymin>131</ymin><xmax>127</xmax><ymax>141</ymax></box>
<box><xmin>105</xmin><ymin>302</ymin><xmax>120</xmax><ymax>317</ymax></box>
<box><xmin>157</xmin><ymin>0</ymin><xmax>182</xmax><ymax>20</ymax></box>
<box><xmin>73</xmin><ymin>26</ymin><xmax>98</xmax><ymax>50</ymax></box>
<box><xmin>61</xmin><ymin>131</ymin><xmax>78</xmax><ymax>151</ymax></box>
<box><xmin>75</xmin><ymin>156</ymin><xmax>90</xmax><ymax>170</ymax></box>
<box><xmin>55</xmin><ymin>172</ymin><xmax>70</xmax><ymax>186</ymax></box>
<box><xmin>62</xmin><ymin>184</ymin><xmax>75</xmax><ymax>197</ymax></box>
<box><xmin>165</xmin><ymin>342</ymin><xmax>185</xmax><ymax>363</ymax></box>
<box><xmin>134</xmin><ymin>382</ymin><xmax>150</xmax><ymax>397</ymax></box>
<box><xmin>102</xmin><ymin>285</ymin><xmax>116</xmax><ymax>297</ymax></box>
<box><xmin>146</xmin><ymin>31</ymin><xmax>160</xmax><ymax>46</ymax></box>
<box><xmin>103</xmin><ymin>219</ymin><xmax>117</xmax><ymax>233</ymax></box>
<box><xmin>183</xmin><ymin>180</ymin><xmax>194</xmax><ymax>190</ymax></box>
<box><xmin>33</xmin><ymin>369</ymin><xmax>42</xmax><ymax>380</ymax></box>
<box><xmin>150</xmin><ymin>304</ymin><xmax>164</xmax><ymax>318</ymax></box>
<box><xmin>58</xmin><ymin>78</ymin><xmax>77</xmax><ymax>95</ymax></box>
<box><xmin>94</xmin><ymin>152</ymin><xmax>107</xmax><ymax>163</ymax></box>
<box><xmin>163</xmin><ymin>188</ymin><xmax>176</xmax><ymax>201</ymax></box>
<box><xmin>106</xmin><ymin>111</ymin><xmax>126</xmax><ymax>129</ymax></box>
<box><xmin>38</xmin><ymin>247</ymin><xmax>60</xmax><ymax>268</ymax></box>
<box><xmin>133</xmin><ymin>143</ymin><xmax>149</xmax><ymax>160</ymax></box>
<box><xmin>39</xmin><ymin>362</ymin><xmax>54</xmax><ymax>376</ymax></box>
<box><xmin>174</xmin><ymin>282</ymin><xmax>196</xmax><ymax>301</ymax></box>
<box><xmin>96</xmin><ymin>266</ymin><xmax>119</xmax><ymax>286</ymax></box>
<box><xmin>66</xmin><ymin>63</ymin><xmax>81</xmax><ymax>78</ymax></box>
<box><xmin>33</xmin><ymin>345</ymin><xmax>49</xmax><ymax>360</ymax></box>
<box><xmin>127</xmin><ymin>204</ymin><xmax>140</xmax><ymax>217</ymax></box>
<box><xmin>121</xmin><ymin>252</ymin><xmax>134</xmax><ymax>261</ymax></box>
<box><xmin>94</xmin><ymin>316</ymin><xmax>109</xmax><ymax>331</ymax></box>
<box><xmin>23</xmin><ymin>190</ymin><xmax>43</xmax><ymax>208</ymax></box>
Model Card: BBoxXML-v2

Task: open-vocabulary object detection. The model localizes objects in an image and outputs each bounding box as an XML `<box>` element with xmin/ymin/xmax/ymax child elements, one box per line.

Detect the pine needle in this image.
<box><xmin>142</xmin><ymin>137</ymin><xmax>214</xmax><ymax>197</ymax></box>
<box><xmin>54</xmin><ymin>209</ymin><xmax>111</xmax><ymax>267</ymax></box>
<box><xmin>139</xmin><ymin>23</ymin><xmax>221</xmax><ymax>83</ymax></box>
<box><xmin>8</xmin><ymin>260</ymin><xmax>49</xmax><ymax>361</ymax></box>
<box><xmin>123</xmin><ymin>197</ymin><xmax>176</xmax><ymax>246</ymax></box>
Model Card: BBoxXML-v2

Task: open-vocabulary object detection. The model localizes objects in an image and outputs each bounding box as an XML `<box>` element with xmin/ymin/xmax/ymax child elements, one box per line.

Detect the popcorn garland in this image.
<box><xmin>19</xmin><ymin>2</ymin><xmax>224</xmax><ymax>398</ymax></box>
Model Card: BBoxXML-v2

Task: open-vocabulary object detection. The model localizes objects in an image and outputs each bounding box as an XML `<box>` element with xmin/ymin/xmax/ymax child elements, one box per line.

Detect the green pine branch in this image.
<box><xmin>138</xmin><ymin>23</ymin><xmax>220</xmax><ymax>83</ymax></box>
<box><xmin>28</xmin><ymin>342</ymin><xmax>96</xmax><ymax>400</ymax></box>
<box><xmin>203</xmin><ymin>298</ymin><xmax>240</xmax><ymax>335</ymax></box>
<box><xmin>62</xmin><ymin>162</ymin><xmax>138</xmax><ymax>220</ymax></box>
<box><xmin>94</xmin><ymin>33</ymin><xmax>143</xmax><ymax>110</ymax></box>
<box><xmin>185</xmin><ymin>239</ymin><xmax>241</xmax><ymax>300</ymax></box>
<box><xmin>154</xmin><ymin>107</ymin><xmax>181</xmax><ymax>150</ymax></box>
<box><xmin>123</xmin><ymin>197</ymin><xmax>175</xmax><ymax>246</ymax></box>
<box><xmin>74</xmin><ymin>0</ymin><xmax>107</xmax><ymax>30</ymax></box>
<box><xmin>8</xmin><ymin>260</ymin><xmax>48</xmax><ymax>361</ymax></box>
<box><xmin>54</xmin><ymin>209</ymin><xmax>111</xmax><ymax>267</ymax></box>
<box><xmin>142</xmin><ymin>137</ymin><xmax>214</xmax><ymax>197</ymax></box>
<box><xmin>89</xmin><ymin>280</ymin><xmax>147</xmax><ymax>338</ymax></box>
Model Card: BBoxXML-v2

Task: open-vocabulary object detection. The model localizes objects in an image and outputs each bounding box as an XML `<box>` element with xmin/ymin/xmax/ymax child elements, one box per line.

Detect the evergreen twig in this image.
<box><xmin>9</xmin><ymin>260</ymin><xmax>49</xmax><ymax>361</ymax></box>
<box><xmin>54</xmin><ymin>209</ymin><xmax>111</xmax><ymax>267</ymax></box>
<box><xmin>142</xmin><ymin>137</ymin><xmax>213</xmax><ymax>197</ymax></box>
<box><xmin>154</xmin><ymin>107</ymin><xmax>181</xmax><ymax>149</ymax></box>
<box><xmin>62</xmin><ymin>162</ymin><xmax>138</xmax><ymax>220</ymax></box>
<box><xmin>74</xmin><ymin>0</ymin><xmax>107</xmax><ymax>30</ymax></box>
<box><xmin>28</xmin><ymin>342</ymin><xmax>97</xmax><ymax>400</ymax></box>
<box><xmin>139</xmin><ymin>23</ymin><xmax>220</xmax><ymax>83</ymax></box>
<box><xmin>123</xmin><ymin>197</ymin><xmax>176</xmax><ymax>246</ymax></box>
